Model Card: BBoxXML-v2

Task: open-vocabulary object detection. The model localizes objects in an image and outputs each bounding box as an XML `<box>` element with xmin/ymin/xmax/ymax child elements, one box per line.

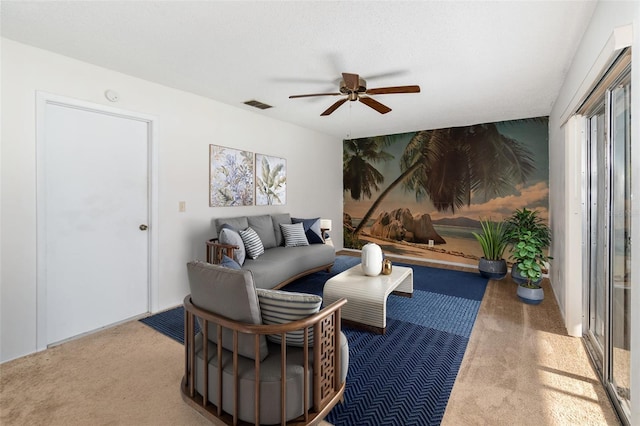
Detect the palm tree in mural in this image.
<box><xmin>350</xmin><ymin>123</ymin><xmax>537</xmax><ymax>236</ymax></box>
<box><xmin>343</xmin><ymin>136</ymin><xmax>394</xmax><ymax>200</ymax></box>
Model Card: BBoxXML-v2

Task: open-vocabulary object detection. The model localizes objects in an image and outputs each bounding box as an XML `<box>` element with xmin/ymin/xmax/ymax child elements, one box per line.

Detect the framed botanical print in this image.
<box><xmin>255</xmin><ymin>153</ymin><xmax>286</xmax><ymax>206</ymax></box>
<box><xmin>209</xmin><ymin>145</ymin><xmax>254</xmax><ymax>207</ymax></box>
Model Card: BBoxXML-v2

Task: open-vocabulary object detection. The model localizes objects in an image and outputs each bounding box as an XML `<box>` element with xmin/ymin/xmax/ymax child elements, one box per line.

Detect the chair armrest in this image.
<box><xmin>205</xmin><ymin>238</ymin><xmax>239</xmax><ymax>264</ymax></box>
<box><xmin>183</xmin><ymin>295</ymin><xmax>347</xmax><ymax>424</ymax></box>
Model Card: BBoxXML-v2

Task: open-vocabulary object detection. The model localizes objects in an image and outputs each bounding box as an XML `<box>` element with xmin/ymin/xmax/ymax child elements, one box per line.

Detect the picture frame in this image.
<box><xmin>209</xmin><ymin>144</ymin><xmax>254</xmax><ymax>207</ymax></box>
<box><xmin>255</xmin><ymin>153</ymin><xmax>286</xmax><ymax>206</ymax></box>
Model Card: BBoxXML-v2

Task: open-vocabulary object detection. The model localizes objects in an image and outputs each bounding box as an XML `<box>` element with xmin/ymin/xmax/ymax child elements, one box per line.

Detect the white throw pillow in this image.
<box><xmin>218</xmin><ymin>226</ymin><xmax>246</xmax><ymax>265</ymax></box>
<box><xmin>256</xmin><ymin>289</ymin><xmax>322</xmax><ymax>346</ymax></box>
<box><xmin>279</xmin><ymin>222</ymin><xmax>309</xmax><ymax>247</ymax></box>
<box><xmin>239</xmin><ymin>227</ymin><xmax>265</xmax><ymax>259</ymax></box>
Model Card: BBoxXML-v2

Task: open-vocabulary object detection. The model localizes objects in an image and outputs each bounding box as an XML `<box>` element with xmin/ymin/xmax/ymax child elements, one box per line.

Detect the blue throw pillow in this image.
<box><xmin>220</xmin><ymin>254</ymin><xmax>241</xmax><ymax>270</ymax></box>
<box><xmin>291</xmin><ymin>217</ymin><xmax>323</xmax><ymax>244</ymax></box>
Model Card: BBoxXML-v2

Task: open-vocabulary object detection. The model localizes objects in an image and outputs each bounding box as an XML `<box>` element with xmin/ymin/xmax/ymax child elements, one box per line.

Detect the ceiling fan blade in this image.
<box><xmin>289</xmin><ymin>92</ymin><xmax>341</xmax><ymax>99</ymax></box>
<box><xmin>359</xmin><ymin>96</ymin><xmax>392</xmax><ymax>114</ymax></box>
<box><xmin>342</xmin><ymin>73</ymin><xmax>360</xmax><ymax>91</ymax></box>
<box><xmin>365</xmin><ymin>69</ymin><xmax>409</xmax><ymax>81</ymax></box>
<box><xmin>321</xmin><ymin>98</ymin><xmax>348</xmax><ymax>116</ymax></box>
<box><xmin>366</xmin><ymin>85</ymin><xmax>421</xmax><ymax>95</ymax></box>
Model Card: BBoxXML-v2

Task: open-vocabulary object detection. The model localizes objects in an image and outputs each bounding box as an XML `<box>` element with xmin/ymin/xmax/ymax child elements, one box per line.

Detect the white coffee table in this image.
<box><xmin>323</xmin><ymin>264</ymin><xmax>413</xmax><ymax>334</ymax></box>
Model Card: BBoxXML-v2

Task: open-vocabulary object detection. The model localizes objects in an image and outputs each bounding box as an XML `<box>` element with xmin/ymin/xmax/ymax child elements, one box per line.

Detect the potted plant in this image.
<box><xmin>472</xmin><ymin>218</ymin><xmax>508</xmax><ymax>279</ymax></box>
<box><xmin>505</xmin><ymin>208</ymin><xmax>552</xmax><ymax>304</ymax></box>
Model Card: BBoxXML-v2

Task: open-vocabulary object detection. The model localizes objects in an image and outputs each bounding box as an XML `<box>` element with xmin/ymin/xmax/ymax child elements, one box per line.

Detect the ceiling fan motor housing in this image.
<box><xmin>340</xmin><ymin>77</ymin><xmax>367</xmax><ymax>94</ymax></box>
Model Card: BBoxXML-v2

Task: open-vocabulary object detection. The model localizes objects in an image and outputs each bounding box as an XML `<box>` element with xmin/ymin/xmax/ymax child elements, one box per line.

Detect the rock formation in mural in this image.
<box><xmin>369</xmin><ymin>208</ymin><xmax>446</xmax><ymax>244</ymax></box>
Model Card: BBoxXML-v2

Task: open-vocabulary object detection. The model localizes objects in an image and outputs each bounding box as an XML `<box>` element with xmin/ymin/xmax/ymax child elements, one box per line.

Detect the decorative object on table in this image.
<box><xmin>505</xmin><ymin>208</ymin><xmax>552</xmax><ymax>304</ymax></box>
<box><xmin>361</xmin><ymin>242</ymin><xmax>383</xmax><ymax>276</ymax></box>
<box><xmin>209</xmin><ymin>145</ymin><xmax>254</xmax><ymax>207</ymax></box>
<box><xmin>381</xmin><ymin>258</ymin><xmax>393</xmax><ymax>275</ymax></box>
<box><xmin>255</xmin><ymin>153</ymin><xmax>286</xmax><ymax>206</ymax></box>
<box><xmin>472</xmin><ymin>218</ymin><xmax>508</xmax><ymax>280</ymax></box>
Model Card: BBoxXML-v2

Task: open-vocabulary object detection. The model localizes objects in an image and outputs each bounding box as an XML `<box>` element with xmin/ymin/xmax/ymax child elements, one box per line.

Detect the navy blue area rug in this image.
<box><xmin>140</xmin><ymin>255</ymin><xmax>488</xmax><ymax>426</ymax></box>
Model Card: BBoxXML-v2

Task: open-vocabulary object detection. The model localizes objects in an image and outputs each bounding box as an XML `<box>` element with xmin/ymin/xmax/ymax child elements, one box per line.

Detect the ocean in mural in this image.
<box><xmin>343</xmin><ymin>117</ymin><xmax>549</xmax><ymax>266</ymax></box>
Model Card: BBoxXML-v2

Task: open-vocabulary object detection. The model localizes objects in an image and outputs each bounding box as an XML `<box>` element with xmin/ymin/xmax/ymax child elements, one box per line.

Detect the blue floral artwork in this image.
<box><xmin>209</xmin><ymin>145</ymin><xmax>254</xmax><ymax>207</ymax></box>
<box><xmin>255</xmin><ymin>154</ymin><xmax>286</xmax><ymax>206</ymax></box>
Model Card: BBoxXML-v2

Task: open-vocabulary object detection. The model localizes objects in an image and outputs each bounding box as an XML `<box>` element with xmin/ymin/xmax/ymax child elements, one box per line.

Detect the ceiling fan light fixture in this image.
<box><xmin>339</xmin><ymin>77</ymin><xmax>367</xmax><ymax>94</ymax></box>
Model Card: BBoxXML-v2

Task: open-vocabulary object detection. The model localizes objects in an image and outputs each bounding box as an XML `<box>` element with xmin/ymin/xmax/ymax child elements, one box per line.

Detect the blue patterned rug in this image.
<box><xmin>140</xmin><ymin>255</ymin><xmax>488</xmax><ymax>426</ymax></box>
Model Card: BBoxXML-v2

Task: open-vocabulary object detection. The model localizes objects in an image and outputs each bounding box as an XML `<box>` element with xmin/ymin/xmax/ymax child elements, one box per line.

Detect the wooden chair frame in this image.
<box><xmin>181</xmin><ymin>295</ymin><xmax>347</xmax><ymax>426</ymax></box>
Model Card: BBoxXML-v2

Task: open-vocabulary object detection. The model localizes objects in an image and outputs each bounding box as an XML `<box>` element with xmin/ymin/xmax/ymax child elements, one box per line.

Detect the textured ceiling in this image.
<box><xmin>1</xmin><ymin>1</ymin><xmax>596</xmax><ymax>139</ymax></box>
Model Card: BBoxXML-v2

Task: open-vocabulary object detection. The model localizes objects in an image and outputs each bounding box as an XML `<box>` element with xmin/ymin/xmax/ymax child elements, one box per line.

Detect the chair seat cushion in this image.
<box><xmin>194</xmin><ymin>331</ymin><xmax>348</xmax><ymax>424</ymax></box>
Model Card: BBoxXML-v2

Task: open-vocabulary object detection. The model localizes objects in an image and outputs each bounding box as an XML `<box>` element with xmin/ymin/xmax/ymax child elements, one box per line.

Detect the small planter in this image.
<box><xmin>517</xmin><ymin>284</ymin><xmax>544</xmax><ymax>304</ymax></box>
<box><xmin>478</xmin><ymin>258</ymin><xmax>507</xmax><ymax>280</ymax></box>
<box><xmin>511</xmin><ymin>263</ymin><xmax>542</xmax><ymax>286</ymax></box>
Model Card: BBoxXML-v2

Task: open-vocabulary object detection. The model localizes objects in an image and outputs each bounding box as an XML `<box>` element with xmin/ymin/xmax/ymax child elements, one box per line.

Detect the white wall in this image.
<box><xmin>549</xmin><ymin>0</ymin><xmax>639</xmax><ymax>421</ymax></box>
<box><xmin>0</xmin><ymin>39</ymin><xmax>343</xmax><ymax>362</ymax></box>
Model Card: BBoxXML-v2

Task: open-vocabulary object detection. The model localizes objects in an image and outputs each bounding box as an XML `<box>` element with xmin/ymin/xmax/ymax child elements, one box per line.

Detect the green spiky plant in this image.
<box><xmin>472</xmin><ymin>219</ymin><xmax>508</xmax><ymax>261</ymax></box>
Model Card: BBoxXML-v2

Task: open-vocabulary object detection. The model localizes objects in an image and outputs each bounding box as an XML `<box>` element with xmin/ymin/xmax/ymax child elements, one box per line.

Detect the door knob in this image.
<box><xmin>139</xmin><ymin>224</ymin><xmax>148</xmax><ymax>231</ymax></box>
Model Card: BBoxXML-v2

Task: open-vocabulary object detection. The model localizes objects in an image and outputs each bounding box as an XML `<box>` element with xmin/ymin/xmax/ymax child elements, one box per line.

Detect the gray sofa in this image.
<box><xmin>206</xmin><ymin>213</ymin><xmax>335</xmax><ymax>289</ymax></box>
<box><xmin>182</xmin><ymin>261</ymin><xmax>348</xmax><ymax>425</ymax></box>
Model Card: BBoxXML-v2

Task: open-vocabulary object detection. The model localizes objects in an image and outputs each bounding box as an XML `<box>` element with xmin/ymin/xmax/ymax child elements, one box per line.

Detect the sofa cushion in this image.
<box><xmin>256</xmin><ymin>289</ymin><xmax>322</xmax><ymax>346</ymax></box>
<box><xmin>291</xmin><ymin>217</ymin><xmax>323</xmax><ymax>244</ymax></box>
<box><xmin>280</xmin><ymin>223</ymin><xmax>309</xmax><ymax>247</ymax></box>
<box><xmin>240</xmin><ymin>227</ymin><xmax>265</xmax><ymax>259</ymax></box>
<box><xmin>215</xmin><ymin>216</ymin><xmax>249</xmax><ymax>236</ymax></box>
<box><xmin>247</xmin><ymin>215</ymin><xmax>277</xmax><ymax>249</ymax></box>
<box><xmin>271</xmin><ymin>213</ymin><xmax>291</xmax><ymax>246</ymax></box>
<box><xmin>218</xmin><ymin>225</ymin><xmax>246</xmax><ymax>265</ymax></box>
<box><xmin>244</xmin><ymin>244</ymin><xmax>335</xmax><ymax>289</ymax></box>
<box><xmin>186</xmin><ymin>261</ymin><xmax>268</xmax><ymax>361</ymax></box>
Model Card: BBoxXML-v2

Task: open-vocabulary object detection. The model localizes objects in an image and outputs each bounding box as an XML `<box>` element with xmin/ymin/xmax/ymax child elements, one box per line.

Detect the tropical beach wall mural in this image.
<box><xmin>343</xmin><ymin>117</ymin><xmax>549</xmax><ymax>266</ymax></box>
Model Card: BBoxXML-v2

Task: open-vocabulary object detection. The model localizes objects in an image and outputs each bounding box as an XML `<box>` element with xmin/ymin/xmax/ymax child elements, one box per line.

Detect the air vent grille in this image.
<box><xmin>243</xmin><ymin>100</ymin><xmax>273</xmax><ymax>110</ymax></box>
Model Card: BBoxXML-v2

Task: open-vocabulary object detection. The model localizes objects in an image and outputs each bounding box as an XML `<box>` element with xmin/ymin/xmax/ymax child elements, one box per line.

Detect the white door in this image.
<box><xmin>40</xmin><ymin>99</ymin><xmax>151</xmax><ymax>346</ymax></box>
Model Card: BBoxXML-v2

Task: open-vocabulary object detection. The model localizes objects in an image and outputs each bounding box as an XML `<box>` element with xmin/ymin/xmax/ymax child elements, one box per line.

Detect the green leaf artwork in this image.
<box><xmin>255</xmin><ymin>154</ymin><xmax>286</xmax><ymax>206</ymax></box>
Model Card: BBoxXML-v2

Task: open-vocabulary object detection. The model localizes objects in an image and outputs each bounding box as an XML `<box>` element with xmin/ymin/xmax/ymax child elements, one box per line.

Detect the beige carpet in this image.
<box><xmin>442</xmin><ymin>277</ymin><xmax>620</xmax><ymax>426</ymax></box>
<box><xmin>0</xmin><ymin>264</ymin><xmax>620</xmax><ymax>425</ymax></box>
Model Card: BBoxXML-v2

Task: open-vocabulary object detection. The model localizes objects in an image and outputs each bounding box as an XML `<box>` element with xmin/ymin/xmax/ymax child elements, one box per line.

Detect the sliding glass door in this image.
<box><xmin>609</xmin><ymin>71</ymin><xmax>631</xmax><ymax>418</ymax></box>
<box><xmin>583</xmin><ymin>53</ymin><xmax>631</xmax><ymax>424</ymax></box>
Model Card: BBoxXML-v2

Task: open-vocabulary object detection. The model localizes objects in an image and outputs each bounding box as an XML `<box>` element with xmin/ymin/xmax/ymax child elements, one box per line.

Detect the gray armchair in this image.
<box><xmin>181</xmin><ymin>261</ymin><xmax>348</xmax><ymax>425</ymax></box>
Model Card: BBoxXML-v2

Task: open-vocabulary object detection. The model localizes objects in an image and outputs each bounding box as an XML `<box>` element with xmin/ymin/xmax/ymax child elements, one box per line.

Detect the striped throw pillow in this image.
<box><xmin>239</xmin><ymin>227</ymin><xmax>265</xmax><ymax>259</ymax></box>
<box><xmin>256</xmin><ymin>289</ymin><xmax>322</xmax><ymax>347</ymax></box>
<box><xmin>279</xmin><ymin>222</ymin><xmax>309</xmax><ymax>247</ymax></box>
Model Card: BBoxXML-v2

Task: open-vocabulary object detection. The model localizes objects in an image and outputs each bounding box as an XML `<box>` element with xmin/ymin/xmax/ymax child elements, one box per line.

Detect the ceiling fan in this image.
<box><xmin>289</xmin><ymin>72</ymin><xmax>420</xmax><ymax>116</ymax></box>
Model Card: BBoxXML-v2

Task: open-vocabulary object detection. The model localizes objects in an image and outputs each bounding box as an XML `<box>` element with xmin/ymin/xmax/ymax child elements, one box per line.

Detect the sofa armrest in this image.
<box><xmin>205</xmin><ymin>238</ymin><xmax>239</xmax><ymax>264</ymax></box>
